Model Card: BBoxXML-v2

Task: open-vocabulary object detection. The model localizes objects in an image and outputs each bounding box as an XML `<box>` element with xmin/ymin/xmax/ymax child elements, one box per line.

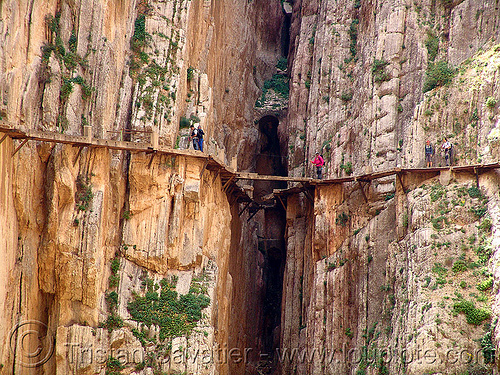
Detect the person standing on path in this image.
<box><xmin>425</xmin><ymin>140</ymin><xmax>434</xmax><ymax>167</ymax></box>
<box><xmin>196</xmin><ymin>124</ymin><xmax>205</xmax><ymax>152</ymax></box>
<box><xmin>188</xmin><ymin>125</ymin><xmax>200</xmax><ymax>150</ymax></box>
<box><xmin>441</xmin><ymin>138</ymin><xmax>452</xmax><ymax>166</ymax></box>
<box><xmin>311</xmin><ymin>152</ymin><xmax>325</xmax><ymax>179</ymax></box>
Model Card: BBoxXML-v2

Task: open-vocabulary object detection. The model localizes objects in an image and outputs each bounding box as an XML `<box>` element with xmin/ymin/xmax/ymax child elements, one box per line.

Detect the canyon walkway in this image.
<box><xmin>1</xmin><ymin>123</ymin><xmax>499</xmax><ymax>204</ymax></box>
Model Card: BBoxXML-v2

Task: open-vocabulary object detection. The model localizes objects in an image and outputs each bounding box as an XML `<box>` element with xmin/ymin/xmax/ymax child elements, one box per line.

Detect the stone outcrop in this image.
<box><xmin>0</xmin><ymin>0</ymin><xmax>284</xmax><ymax>373</ymax></box>
<box><xmin>282</xmin><ymin>171</ymin><xmax>500</xmax><ymax>374</ymax></box>
<box><xmin>279</xmin><ymin>0</ymin><xmax>500</xmax><ymax>373</ymax></box>
<box><xmin>1</xmin><ymin>0</ymin><xmax>500</xmax><ymax>374</ymax></box>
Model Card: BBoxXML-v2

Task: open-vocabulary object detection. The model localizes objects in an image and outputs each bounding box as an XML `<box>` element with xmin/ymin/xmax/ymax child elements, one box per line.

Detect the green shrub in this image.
<box><xmin>349</xmin><ymin>19</ymin><xmax>359</xmax><ymax>58</ymax></box>
<box><xmin>478</xmin><ymin>218</ymin><xmax>492</xmax><ymax>233</ymax></box>
<box><xmin>138</xmin><ymin>51</ymin><xmax>149</xmax><ymax>63</ymax></box>
<box><xmin>477</xmin><ymin>277</ymin><xmax>493</xmax><ymax>291</ymax></box>
<box><xmin>432</xmin><ymin>263</ymin><xmax>447</xmax><ymax>277</ymax></box>
<box><xmin>131</xmin><ymin>14</ymin><xmax>151</xmax><ymax>51</ymax></box>
<box><xmin>72</xmin><ymin>76</ymin><xmax>93</xmax><ymax>99</ymax></box>
<box><xmin>75</xmin><ymin>175</ymin><xmax>93</xmax><ymax>211</ymax></box>
<box><xmin>105</xmin><ymin>291</ymin><xmax>119</xmax><ymax>310</ymax></box>
<box><xmin>341</xmin><ymin>91</ymin><xmax>353</xmax><ymax>101</ymax></box>
<box><xmin>41</xmin><ymin>43</ymin><xmax>56</xmax><ymax>63</ymax></box>
<box><xmin>452</xmin><ymin>260</ymin><xmax>468</xmax><ymax>273</ymax></box>
<box><xmin>374</xmin><ymin>72</ymin><xmax>390</xmax><ymax>82</ymax></box>
<box><xmin>468</xmin><ymin>186</ymin><xmax>484</xmax><ymax>199</ymax></box>
<box><xmin>336</xmin><ymin>212</ymin><xmax>350</xmax><ymax>226</ymax></box>
<box><xmin>190</xmin><ymin>113</ymin><xmax>201</xmax><ymax>123</ymax></box>
<box><xmin>425</xmin><ymin>32</ymin><xmax>439</xmax><ymax>62</ymax></box>
<box><xmin>106</xmin><ymin>356</ymin><xmax>125</xmax><ymax>372</ymax></box>
<box><xmin>60</xmin><ymin>77</ymin><xmax>74</xmax><ymax>101</ymax></box>
<box><xmin>110</xmin><ymin>258</ymin><xmax>120</xmax><ymax>274</ymax></box>
<box><xmin>453</xmin><ymin>300</ymin><xmax>490</xmax><ymax>325</ymax></box>
<box><xmin>480</xmin><ymin>329</ymin><xmax>495</xmax><ymax>364</ymax></box>
<box><xmin>486</xmin><ymin>96</ymin><xmax>497</xmax><ymax>108</ymax></box>
<box><xmin>102</xmin><ymin>314</ymin><xmax>124</xmax><ymax>332</ymax></box>
<box><xmin>187</xmin><ymin>66</ymin><xmax>194</xmax><ymax>81</ymax></box>
<box><xmin>439</xmin><ymin>0</ymin><xmax>453</xmax><ymax>7</ymax></box>
<box><xmin>475</xmin><ymin>244</ymin><xmax>492</xmax><ymax>264</ymax></box>
<box><xmin>63</xmin><ymin>51</ymin><xmax>79</xmax><ymax>70</ymax></box>
<box><xmin>470</xmin><ymin>206</ymin><xmax>487</xmax><ymax>218</ymax></box>
<box><xmin>431</xmin><ymin>216</ymin><xmax>447</xmax><ymax>230</ymax></box>
<box><xmin>340</xmin><ymin>161</ymin><xmax>353</xmax><ymax>175</ymax></box>
<box><xmin>127</xmin><ymin>276</ymin><xmax>210</xmax><ymax>341</ymax></box>
<box><xmin>423</xmin><ymin>61</ymin><xmax>456</xmax><ymax>93</ymax></box>
<box><xmin>46</xmin><ymin>13</ymin><xmax>61</xmax><ymax>34</ymax></box>
<box><xmin>55</xmin><ymin>35</ymin><xmax>66</xmax><ymax>56</ymax></box>
<box><xmin>372</xmin><ymin>59</ymin><xmax>390</xmax><ymax>82</ymax></box>
<box><xmin>276</xmin><ymin>57</ymin><xmax>288</xmax><ymax>71</ymax></box>
<box><xmin>108</xmin><ymin>274</ymin><xmax>119</xmax><ymax>288</ymax></box>
<box><xmin>68</xmin><ymin>30</ymin><xmax>77</xmax><ymax>53</ymax></box>
<box><xmin>385</xmin><ymin>193</ymin><xmax>395</xmax><ymax>201</ymax></box>
<box><xmin>345</xmin><ymin>327</ymin><xmax>353</xmax><ymax>338</ymax></box>
<box><xmin>263</xmin><ymin>74</ymin><xmax>289</xmax><ymax>98</ymax></box>
<box><xmin>179</xmin><ymin>116</ymin><xmax>190</xmax><ymax>128</ymax></box>
<box><xmin>371</xmin><ymin>59</ymin><xmax>389</xmax><ymax>71</ymax></box>
<box><xmin>430</xmin><ymin>185</ymin><xmax>445</xmax><ymax>202</ymax></box>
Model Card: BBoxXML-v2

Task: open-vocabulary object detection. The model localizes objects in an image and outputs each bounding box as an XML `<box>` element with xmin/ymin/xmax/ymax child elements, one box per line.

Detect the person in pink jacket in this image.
<box><xmin>311</xmin><ymin>152</ymin><xmax>325</xmax><ymax>179</ymax></box>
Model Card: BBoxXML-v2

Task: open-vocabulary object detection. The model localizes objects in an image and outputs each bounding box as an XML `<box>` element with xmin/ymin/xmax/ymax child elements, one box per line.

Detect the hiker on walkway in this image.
<box><xmin>425</xmin><ymin>140</ymin><xmax>434</xmax><ymax>167</ymax></box>
<box><xmin>441</xmin><ymin>138</ymin><xmax>452</xmax><ymax>166</ymax></box>
<box><xmin>188</xmin><ymin>125</ymin><xmax>200</xmax><ymax>151</ymax></box>
<box><xmin>311</xmin><ymin>152</ymin><xmax>325</xmax><ymax>179</ymax></box>
<box><xmin>196</xmin><ymin>124</ymin><xmax>205</xmax><ymax>152</ymax></box>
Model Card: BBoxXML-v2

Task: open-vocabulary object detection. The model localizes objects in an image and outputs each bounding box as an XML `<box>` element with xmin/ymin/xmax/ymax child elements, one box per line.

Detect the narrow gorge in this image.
<box><xmin>1</xmin><ymin>0</ymin><xmax>500</xmax><ymax>375</ymax></box>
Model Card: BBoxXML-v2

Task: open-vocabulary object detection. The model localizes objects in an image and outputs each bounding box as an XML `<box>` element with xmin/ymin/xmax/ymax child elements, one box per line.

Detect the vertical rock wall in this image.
<box><xmin>287</xmin><ymin>0</ymin><xmax>500</xmax><ymax>179</ymax></box>
<box><xmin>280</xmin><ymin>0</ymin><xmax>500</xmax><ymax>374</ymax></box>
<box><xmin>0</xmin><ymin>0</ymin><xmax>285</xmax><ymax>373</ymax></box>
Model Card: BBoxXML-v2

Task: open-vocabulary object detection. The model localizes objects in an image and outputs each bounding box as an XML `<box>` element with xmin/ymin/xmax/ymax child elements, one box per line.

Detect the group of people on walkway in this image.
<box><xmin>425</xmin><ymin>138</ymin><xmax>453</xmax><ymax>167</ymax></box>
<box><xmin>309</xmin><ymin>137</ymin><xmax>454</xmax><ymax>180</ymax></box>
<box><xmin>188</xmin><ymin>123</ymin><xmax>205</xmax><ymax>152</ymax></box>
<box><xmin>188</xmin><ymin>123</ymin><xmax>453</xmax><ymax>177</ymax></box>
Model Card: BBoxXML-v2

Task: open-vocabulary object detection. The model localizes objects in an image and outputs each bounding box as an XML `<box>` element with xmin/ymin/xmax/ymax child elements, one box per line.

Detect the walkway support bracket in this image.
<box><xmin>148</xmin><ymin>151</ymin><xmax>156</xmax><ymax>169</ymax></box>
<box><xmin>222</xmin><ymin>176</ymin><xmax>235</xmax><ymax>193</ymax></box>
<box><xmin>356</xmin><ymin>178</ymin><xmax>369</xmax><ymax>203</ymax></box>
<box><xmin>247</xmin><ymin>205</ymin><xmax>263</xmax><ymax>222</ymax></box>
<box><xmin>0</xmin><ymin>133</ymin><xmax>8</xmax><ymax>146</ymax></box>
<box><xmin>238</xmin><ymin>201</ymin><xmax>252</xmax><ymax>216</ymax></box>
<box><xmin>199</xmin><ymin>159</ymin><xmax>209</xmax><ymax>179</ymax></box>
<box><xmin>12</xmin><ymin>139</ymin><xmax>28</xmax><ymax>156</ymax></box>
<box><xmin>73</xmin><ymin>146</ymin><xmax>84</xmax><ymax>166</ymax></box>
<box><xmin>396</xmin><ymin>173</ymin><xmax>407</xmax><ymax>194</ymax></box>
<box><xmin>277</xmin><ymin>195</ymin><xmax>286</xmax><ymax>211</ymax></box>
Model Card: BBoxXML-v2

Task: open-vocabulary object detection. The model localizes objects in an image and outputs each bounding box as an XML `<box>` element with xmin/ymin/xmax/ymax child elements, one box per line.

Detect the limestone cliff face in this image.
<box><xmin>280</xmin><ymin>0</ymin><xmax>500</xmax><ymax>374</ymax></box>
<box><xmin>0</xmin><ymin>0</ymin><xmax>284</xmax><ymax>374</ymax></box>
<box><xmin>1</xmin><ymin>0</ymin><xmax>500</xmax><ymax>374</ymax></box>
<box><xmin>282</xmin><ymin>171</ymin><xmax>500</xmax><ymax>374</ymax></box>
<box><xmin>287</xmin><ymin>0</ymin><xmax>500</xmax><ymax>178</ymax></box>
